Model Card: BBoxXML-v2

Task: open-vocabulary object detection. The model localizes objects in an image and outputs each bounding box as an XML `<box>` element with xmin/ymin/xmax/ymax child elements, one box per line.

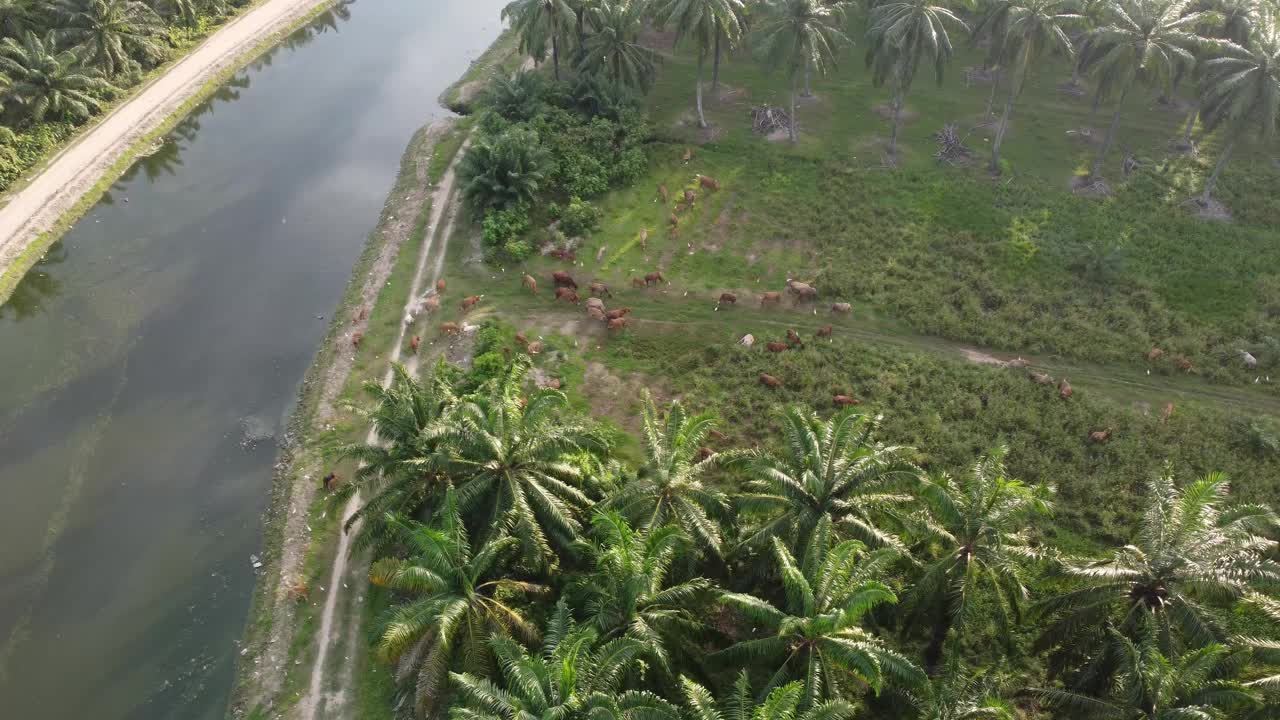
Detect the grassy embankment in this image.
<box><xmin>438</xmin><ymin>27</ymin><xmax>524</xmax><ymax>114</ymax></box>
<box><xmin>0</xmin><ymin>1</ymin><xmax>346</xmax><ymax>306</ymax></box>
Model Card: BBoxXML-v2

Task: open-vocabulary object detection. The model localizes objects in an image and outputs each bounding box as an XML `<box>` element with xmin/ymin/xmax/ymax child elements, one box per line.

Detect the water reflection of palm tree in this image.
<box><xmin>0</xmin><ymin>241</ymin><xmax>67</xmax><ymax>321</ymax></box>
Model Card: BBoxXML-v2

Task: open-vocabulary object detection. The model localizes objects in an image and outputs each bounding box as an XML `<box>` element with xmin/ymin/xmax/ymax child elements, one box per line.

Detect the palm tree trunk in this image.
<box><xmin>924</xmin><ymin>605</ymin><xmax>954</xmax><ymax>674</ymax></box>
<box><xmin>1200</xmin><ymin>137</ymin><xmax>1236</xmax><ymax>204</ymax></box>
<box><xmin>1181</xmin><ymin>109</ymin><xmax>1197</xmax><ymax>146</ymax></box>
<box><xmin>985</xmin><ymin>69</ymin><xmax>1001</xmax><ymax>118</ymax></box>
<box><xmin>1087</xmin><ymin>86</ymin><xmax>1103</xmax><ymax>128</ymax></box>
<box><xmin>696</xmin><ymin>52</ymin><xmax>707</xmax><ymax>129</ymax></box>
<box><xmin>889</xmin><ymin>93</ymin><xmax>902</xmax><ymax>154</ymax></box>
<box><xmin>1090</xmin><ymin>85</ymin><xmax>1129</xmax><ymax>180</ymax></box>
<box><xmin>990</xmin><ymin>90</ymin><xmax>1016</xmax><ymax>173</ymax></box>
<box><xmin>552</xmin><ymin>33</ymin><xmax>561</xmax><ymax>82</ymax></box>
<box><xmin>789</xmin><ymin>70</ymin><xmax>798</xmax><ymax>143</ymax></box>
<box><xmin>803</xmin><ymin>64</ymin><xmax>812</xmax><ymax>97</ymax></box>
<box><xmin>712</xmin><ymin>20</ymin><xmax>721</xmax><ymax>92</ymax></box>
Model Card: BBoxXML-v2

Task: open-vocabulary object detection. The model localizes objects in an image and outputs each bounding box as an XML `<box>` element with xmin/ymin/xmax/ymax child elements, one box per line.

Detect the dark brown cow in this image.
<box><xmin>698</xmin><ymin>174</ymin><xmax>721</xmax><ymax>191</ymax></box>
<box><xmin>552</xmin><ymin>271</ymin><xmax>578</xmax><ymax>289</ymax></box>
<box><xmin>409</xmin><ymin>335</ymin><xmax>420</xmax><ymax>354</ymax></box>
<box><xmin>351</xmin><ymin>331</ymin><xmax>364</xmax><ymax>348</ymax></box>
<box><xmin>760</xmin><ymin>292</ymin><xmax>782</xmax><ymax>306</ymax></box>
<box><xmin>461</xmin><ymin>295</ymin><xmax>482</xmax><ymax>311</ymax></box>
<box><xmin>322</xmin><ymin>472</ymin><xmax>341</xmax><ymax>491</ymax></box>
<box><xmin>766</xmin><ymin>341</ymin><xmax>788</xmax><ymax>353</ymax></box>
<box><xmin>833</xmin><ymin>395</ymin><xmax>861</xmax><ymax>407</ymax></box>
<box><xmin>786</xmin><ymin>329</ymin><xmax>804</xmax><ymax>348</ymax></box>
<box><xmin>718</xmin><ymin>292</ymin><xmax>737</xmax><ymax>306</ymax></box>
<box><xmin>759</xmin><ymin>373</ymin><xmax>782</xmax><ymax>388</ymax></box>
<box><xmin>645</xmin><ymin>271</ymin><xmax>665</xmax><ymax>286</ymax></box>
<box><xmin>816</xmin><ymin>325</ymin><xmax>833</xmax><ymax>338</ymax></box>
<box><xmin>683</xmin><ymin>188</ymin><xmax>696</xmax><ymax>205</ymax></box>
<box><xmin>698</xmin><ymin>446</ymin><xmax>716</xmax><ymax>461</ymax></box>
<box><xmin>555</xmin><ymin>287</ymin><xmax>580</xmax><ymax>304</ymax></box>
<box><xmin>589</xmin><ymin>282</ymin><xmax>613</xmax><ymax>298</ymax></box>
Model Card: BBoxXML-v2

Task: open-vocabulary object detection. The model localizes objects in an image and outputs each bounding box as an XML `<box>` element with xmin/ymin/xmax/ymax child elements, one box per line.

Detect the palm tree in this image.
<box><xmin>737</xmin><ymin>407</ymin><xmax>921</xmax><ymax>559</ymax></box>
<box><xmin>575</xmin><ymin>0</ymin><xmax>658</xmax><ymax>90</ymax></box>
<box><xmin>437</xmin><ymin>358</ymin><xmax>604</xmax><ymax>571</ymax></box>
<box><xmin>448</xmin><ymin>602</ymin><xmax>680</xmax><ymax>720</ymax></box>
<box><xmin>714</xmin><ymin>526</ymin><xmax>926</xmax><ymax>703</ymax></box>
<box><xmin>571</xmin><ymin>511</ymin><xmax>713</xmax><ymax>676</ymax></box>
<box><xmin>368</xmin><ymin>490</ymin><xmax>546</xmax><ymax>718</ymax></box>
<box><xmin>651</xmin><ymin>0</ymin><xmax>745</xmax><ymax>128</ymax></box>
<box><xmin>503</xmin><ymin>0</ymin><xmax>575</xmax><ymax>81</ymax></box>
<box><xmin>679</xmin><ymin>672</ymin><xmax>858</xmax><ymax>720</ymax></box>
<box><xmin>908</xmin><ymin>659</ymin><xmax>1016</xmax><ymax>720</ymax></box>
<box><xmin>1031</xmin><ymin>628</ymin><xmax>1260</xmax><ymax>719</ymax></box>
<box><xmin>334</xmin><ymin>362</ymin><xmax>459</xmax><ymax>550</ymax></box>
<box><xmin>458</xmin><ymin>127</ymin><xmax>551</xmax><ymax>210</ymax></box>
<box><xmin>901</xmin><ymin>447</ymin><xmax>1055</xmax><ymax>673</ymax></box>
<box><xmin>864</xmin><ymin>0</ymin><xmax>967</xmax><ymax>155</ymax></box>
<box><xmin>53</xmin><ymin>0</ymin><xmax>163</xmax><ymax>77</ymax></box>
<box><xmin>607</xmin><ymin>392</ymin><xmax>731</xmax><ymax>557</ymax></box>
<box><xmin>1034</xmin><ymin>470</ymin><xmax>1280</xmax><ymax>692</ymax></box>
<box><xmin>1194</xmin><ymin>6</ymin><xmax>1280</xmax><ymax>205</ymax></box>
<box><xmin>0</xmin><ymin>0</ymin><xmax>42</xmax><ymax>38</ymax></box>
<box><xmin>755</xmin><ymin>0</ymin><xmax>851</xmax><ymax>142</ymax></box>
<box><xmin>984</xmin><ymin>0</ymin><xmax>1080</xmax><ymax>171</ymax></box>
<box><xmin>482</xmin><ymin>67</ymin><xmax>546</xmax><ymax>121</ymax></box>
<box><xmin>1239</xmin><ymin>593</ymin><xmax>1280</xmax><ymax>693</ymax></box>
<box><xmin>0</xmin><ymin>31</ymin><xmax>116</xmax><ymax>123</ymax></box>
<box><xmin>710</xmin><ymin>1</ymin><xmax>746</xmax><ymax>91</ymax></box>
<box><xmin>1078</xmin><ymin>0</ymin><xmax>1207</xmax><ymax>180</ymax></box>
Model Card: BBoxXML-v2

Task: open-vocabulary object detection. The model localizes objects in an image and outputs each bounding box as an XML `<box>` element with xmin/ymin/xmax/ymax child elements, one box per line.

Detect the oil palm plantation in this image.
<box><xmin>0</xmin><ymin>31</ymin><xmax>115</xmax><ymax>123</ymax></box>
<box><xmin>458</xmin><ymin>126</ymin><xmax>551</xmax><ymax>210</ymax></box>
<box><xmin>369</xmin><ymin>490</ymin><xmax>546</xmax><ymax>718</ymax></box>
<box><xmin>607</xmin><ymin>392</ymin><xmax>731</xmax><ymax>558</ymax></box>
<box><xmin>737</xmin><ymin>407</ymin><xmax>921</xmax><ymax>559</ymax></box>
<box><xmin>1194</xmin><ymin>6</ymin><xmax>1280</xmax><ymax>205</ymax></box>
<box><xmin>714</xmin><ymin>525</ymin><xmax>926</xmax><ymax>703</ymax></box>
<box><xmin>575</xmin><ymin>0</ymin><xmax>658</xmax><ymax>91</ymax></box>
<box><xmin>53</xmin><ymin>0</ymin><xmax>164</xmax><ymax>77</ymax></box>
<box><xmin>0</xmin><ymin>0</ymin><xmax>42</xmax><ymax>38</ymax></box>
<box><xmin>482</xmin><ymin>67</ymin><xmax>546</xmax><ymax>121</ymax></box>
<box><xmin>864</xmin><ymin>0</ymin><xmax>967</xmax><ymax>155</ymax></box>
<box><xmin>679</xmin><ymin>673</ymin><xmax>858</xmax><ymax>720</ymax></box>
<box><xmin>437</xmin><ymin>358</ymin><xmax>604</xmax><ymax>571</ymax></box>
<box><xmin>503</xmin><ymin>0</ymin><xmax>575</xmax><ymax>81</ymax></box>
<box><xmin>1034</xmin><ymin>470</ymin><xmax>1280</xmax><ymax>691</ymax></box>
<box><xmin>651</xmin><ymin>0</ymin><xmax>745</xmax><ymax>128</ymax></box>
<box><xmin>754</xmin><ymin>0</ymin><xmax>851</xmax><ymax>142</ymax></box>
<box><xmin>907</xmin><ymin>659</ymin><xmax>1016</xmax><ymax>720</ymax></box>
<box><xmin>984</xmin><ymin>0</ymin><xmax>1080</xmax><ymax>171</ymax></box>
<box><xmin>901</xmin><ymin>447</ymin><xmax>1055</xmax><ymax>672</ymax></box>
<box><xmin>448</xmin><ymin>602</ymin><xmax>681</xmax><ymax>720</ymax></box>
<box><xmin>571</xmin><ymin>511</ymin><xmax>712</xmax><ymax>677</ymax></box>
<box><xmin>1078</xmin><ymin>0</ymin><xmax>1207</xmax><ymax>180</ymax></box>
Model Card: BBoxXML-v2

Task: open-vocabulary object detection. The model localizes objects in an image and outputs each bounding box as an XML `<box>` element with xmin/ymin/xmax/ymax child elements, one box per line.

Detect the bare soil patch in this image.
<box><xmin>1185</xmin><ymin>196</ymin><xmax>1233</xmax><ymax>223</ymax></box>
<box><xmin>1070</xmin><ymin>174</ymin><xmax>1114</xmax><ymax>197</ymax></box>
<box><xmin>765</xmin><ymin>128</ymin><xmax>792</xmax><ymax>143</ymax></box>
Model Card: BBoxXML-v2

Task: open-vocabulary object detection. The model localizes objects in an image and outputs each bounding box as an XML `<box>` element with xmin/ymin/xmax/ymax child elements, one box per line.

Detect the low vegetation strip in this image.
<box><xmin>0</xmin><ymin>0</ymin><xmax>341</xmax><ymax>305</ymax></box>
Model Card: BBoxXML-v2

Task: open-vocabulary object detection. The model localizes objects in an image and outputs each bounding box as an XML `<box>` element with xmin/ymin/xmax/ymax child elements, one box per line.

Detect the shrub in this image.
<box><xmin>559</xmin><ymin>197</ymin><xmax>600</xmax><ymax>238</ymax></box>
<box><xmin>481</xmin><ymin>203</ymin><xmax>531</xmax><ymax>249</ymax></box>
<box><xmin>502</xmin><ymin>239</ymin><xmax>534</xmax><ymax>262</ymax></box>
<box><xmin>482</xmin><ymin>68</ymin><xmax>545</xmax><ymax>122</ymax></box>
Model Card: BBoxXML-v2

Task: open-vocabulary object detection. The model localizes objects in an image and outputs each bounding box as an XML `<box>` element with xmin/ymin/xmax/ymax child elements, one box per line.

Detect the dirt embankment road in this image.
<box><xmin>0</xmin><ymin>0</ymin><xmax>334</xmax><ymax>284</ymax></box>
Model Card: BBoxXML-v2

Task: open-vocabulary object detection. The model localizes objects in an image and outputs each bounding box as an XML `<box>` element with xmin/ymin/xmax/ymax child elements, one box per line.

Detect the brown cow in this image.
<box><xmin>589</xmin><ymin>282</ymin><xmax>613</xmax><ymax>298</ymax></box>
<box><xmin>698</xmin><ymin>446</ymin><xmax>716</xmax><ymax>461</ymax></box>
<box><xmin>683</xmin><ymin>188</ymin><xmax>696</xmax><ymax>205</ymax></box>
<box><xmin>1147</xmin><ymin>347</ymin><xmax>1164</xmax><ymax>361</ymax></box>
<box><xmin>1162</xmin><ymin>402</ymin><xmax>1175</xmax><ymax>422</ymax></box>
<box><xmin>440</xmin><ymin>322</ymin><xmax>460</xmax><ymax>335</ymax></box>
<box><xmin>409</xmin><ymin>335</ymin><xmax>420</xmax><ymax>354</ymax></box>
<box><xmin>550</xmin><ymin>248</ymin><xmax>576</xmax><ymax>262</ymax></box>
<box><xmin>461</xmin><ymin>294</ymin><xmax>482</xmax><ymax>311</ymax></box>
<box><xmin>1029</xmin><ymin>371</ymin><xmax>1054</xmax><ymax>385</ymax></box>
<box><xmin>322</xmin><ymin>472</ymin><xmax>341</xmax><ymax>491</ymax></box>
<box><xmin>632</xmin><ymin>277</ymin><xmax>646</xmax><ymax>288</ymax></box>
<box><xmin>786</xmin><ymin>329</ymin><xmax>804</xmax><ymax>348</ymax></box>
<box><xmin>515</xmin><ymin>332</ymin><xmax>529</xmax><ymax>347</ymax></box>
<box><xmin>1058</xmin><ymin>378</ymin><xmax>1073</xmax><ymax>400</ymax></box>
<box><xmin>708</xmin><ymin>428</ymin><xmax>729</xmax><ymax>442</ymax></box>
<box><xmin>816</xmin><ymin>325</ymin><xmax>833</xmax><ymax>338</ymax></box>
<box><xmin>833</xmin><ymin>395</ymin><xmax>861</xmax><ymax>407</ymax></box>
<box><xmin>645</xmin><ymin>271</ymin><xmax>665</xmax><ymax>286</ymax></box>
<box><xmin>555</xmin><ymin>287</ymin><xmax>580</xmax><ymax>304</ymax></box>
<box><xmin>608</xmin><ymin>317</ymin><xmax>629</xmax><ymax>330</ymax></box>
<box><xmin>587</xmin><ymin>306</ymin><xmax>607</xmax><ymax>321</ymax></box>
<box><xmin>527</xmin><ymin>340</ymin><xmax>543</xmax><ymax>354</ymax></box>
<box><xmin>1173</xmin><ymin>356</ymin><xmax>1193</xmax><ymax>372</ymax></box>
<box><xmin>682</xmin><ymin>147</ymin><xmax>694</xmax><ymax>163</ymax></box>
<box><xmin>352</xmin><ymin>306</ymin><xmax>367</xmax><ymax>324</ymax></box>
<box><xmin>585</xmin><ymin>297</ymin><xmax>605</xmax><ymax>311</ymax></box>
<box><xmin>639</xmin><ymin>228</ymin><xmax>648</xmax><ymax>250</ymax></box>
<box><xmin>351</xmin><ymin>331</ymin><xmax>364</xmax><ymax>348</ymax></box>
<box><xmin>698</xmin><ymin>174</ymin><xmax>721</xmax><ymax>191</ymax></box>
<box><xmin>668</xmin><ymin>212</ymin><xmax>679</xmax><ymax>229</ymax></box>
<box><xmin>718</xmin><ymin>292</ymin><xmax>737</xmax><ymax>306</ymax></box>
<box><xmin>436</xmin><ymin>278</ymin><xmax>446</xmax><ymax>294</ymax></box>
<box><xmin>605</xmin><ymin>307</ymin><xmax>632</xmax><ymax>321</ymax></box>
<box><xmin>423</xmin><ymin>295</ymin><xmax>440</xmax><ymax>312</ymax></box>
<box><xmin>766</xmin><ymin>341</ymin><xmax>788</xmax><ymax>353</ymax></box>
<box><xmin>552</xmin><ymin>271</ymin><xmax>578</xmax><ymax>289</ymax></box>
<box><xmin>1089</xmin><ymin>428</ymin><xmax>1112</xmax><ymax>444</ymax></box>
<box><xmin>657</xmin><ymin>184</ymin><xmax>669</xmax><ymax>202</ymax></box>
<box><xmin>761</xmin><ymin>292</ymin><xmax>782</xmax><ymax>306</ymax></box>
<box><xmin>522</xmin><ymin>274</ymin><xmax>538</xmax><ymax>294</ymax></box>
<box><xmin>759</xmin><ymin>373</ymin><xmax>782</xmax><ymax>388</ymax></box>
<box><xmin>831</xmin><ymin>302</ymin><xmax>852</xmax><ymax>313</ymax></box>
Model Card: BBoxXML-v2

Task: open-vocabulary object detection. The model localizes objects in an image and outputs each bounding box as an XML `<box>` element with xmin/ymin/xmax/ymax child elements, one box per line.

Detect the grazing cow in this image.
<box><xmin>639</xmin><ymin>228</ymin><xmax>648</xmax><ymax>250</ymax></box>
<box><xmin>409</xmin><ymin>335</ymin><xmax>420</xmax><ymax>354</ymax></box>
<box><xmin>522</xmin><ymin>274</ymin><xmax>538</xmax><ymax>294</ymax></box>
<box><xmin>1242</xmin><ymin>350</ymin><xmax>1259</xmax><ymax>369</ymax></box>
<box><xmin>552</xmin><ymin>271</ymin><xmax>578</xmax><ymax>289</ymax></box>
<box><xmin>515</xmin><ymin>332</ymin><xmax>529</xmax><ymax>347</ymax></box>
<box><xmin>766</xmin><ymin>341</ymin><xmax>788</xmax><ymax>353</ymax></box>
<box><xmin>787</xmin><ymin>280</ymin><xmax>818</xmax><ymax>301</ymax></box>
<box><xmin>739</xmin><ymin>334</ymin><xmax>755</xmax><ymax>347</ymax></box>
<box><xmin>322</xmin><ymin>472</ymin><xmax>340</xmax><ymax>491</ymax></box>
<box><xmin>698</xmin><ymin>446</ymin><xmax>716</xmax><ymax>461</ymax></box>
<box><xmin>668</xmin><ymin>213</ymin><xmax>679</xmax><ymax>229</ymax></box>
<box><xmin>786</xmin><ymin>329</ymin><xmax>804</xmax><ymax>348</ymax></box>
<box><xmin>1029</xmin><ymin>371</ymin><xmax>1054</xmax><ymax>385</ymax></box>
<box><xmin>589</xmin><ymin>282</ymin><xmax>613</xmax><ymax>298</ymax></box>
<box><xmin>1005</xmin><ymin>357</ymin><xmax>1029</xmax><ymax>369</ymax></box>
<box><xmin>833</xmin><ymin>395</ymin><xmax>861</xmax><ymax>407</ymax></box>
<box><xmin>1058</xmin><ymin>378</ymin><xmax>1073</xmax><ymax>400</ymax></box>
<box><xmin>718</xmin><ymin>292</ymin><xmax>737</xmax><ymax>306</ymax></box>
<box><xmin>645</xmin><ymin>271</ymin><xmax>665</xmax><ymax>286</ymax></box>
<box><xmin>586</xmin><ymin>297</ymin><xmax>605</xmax><ymax>311</ymax></box>
<box><xmin>351</xmin><ymin>331</ymin><xmax>364</xmax><ymax>348</ymax></box>
<box><xmin>1162</xmin><ymin>402</ymin><xmax>1174</xmax><ymax>422</ymax></box>
<box><xmin>1173</xmin><ymin>356</ymin><xmax>1194</xmax><ymax>372</ymax></box>
<box><xmin>605</xmin><ymin>307</ymin><xmax>632</xmax><ymax>321</ymax></box>
<box><xmin>423</xmin><ymin>295</ymin><xmax>439</xmax><ymax>312</ymax></box>
<box><xmin>708</xmin><ymin>428</ymin><xmax>729</xmax><ymax>442</ymax></box>
<box><xmin>550</xmin><ymin>248</ymin><xmax>576</xmax><ymax>262</ymax></box>
<box><xmin>546</xmin><ymin>377</ymin><xmax>562</xmax><ymax>390</ymax></box>
<box><xmin>698</xmin><ymin>174</ymin><xmax>721</xmax><ymax>191</ymax></box>
<box><xmin>436</xmin><ymin>278</ymin><xmax>446</xmax><ymax>294</ymax></box>
<box><xmin>816</xmin><ymin>325</ymin><xmax>833</xmax><ymax>338</ymax></box>
<box><xmin>1147</xmin><ymin>347</ymin><xmax>1164</xmax><ymax>361</ymax></box>
<box><xmin>352</xmin><ymin>306</ymin><xmax>367</xmax><ymax>324</ymax></box>
<box><xmin>527</xmin><ymin>341</ymin><xmax>543</xmax><ymax>354</ymax></box>
<box><xmin>461</xmin><ymin>294</ymin><xmax>482</xmax><ymax>311</ymax></box>
<box><xmin>608</xmin><ymin>317</ymin><xmax>629</xmax><ymax>330</ymax></box>
<box><xmin>831</xmin><ymin>302</ymin><xmax>852</xmax><ymax>313</ymax></box>
<box><xmin>760</xmin><ymin>292</ymin><xmax>782</xmax><ymax>306</ymax></box>
<box><xmin>1089</xmin><ymin>428</ymin><xmax>1112</xmax><ymax>444</ymax></box>
<box><xmin>587</xmin><ymin>306</ymin><xmax>607</xmax><ymax>321</ymax></box>
<box><xmin>759</xmin><ymin>373</ymin><xmax>782</xmax><ymax>388</ymax></box>
<box><xmin>682</xmin><ymin>147</ymin><xmax>694</xmax><ymax>163</ymax></box>
<box><xmin>657</xmin><ymin>184</ymin><xmax>669</xmax><ymax>202</ymax></box>
<box><xmin>632</xmin><ymin>277</ymin><xmax>646</xmax><ymax>288</ymax></box>
<box><xmin>668</xmin><ymin>226</ymin><xmax>680</xmax><ymax>241</ymax></box>
<box><xmin>683</xmin><ymin>188</ymin><xmax>696</xmax><ymax>205</ymax></box>
<box><xmin>555</xmin><ymin>287</ymin><xmax>580</xmax><ymax>304</ymax></box>
<box><xmin>440</xmin><ymin>322</ymin><xmax>460</xmax><ymax>335</ymax></box>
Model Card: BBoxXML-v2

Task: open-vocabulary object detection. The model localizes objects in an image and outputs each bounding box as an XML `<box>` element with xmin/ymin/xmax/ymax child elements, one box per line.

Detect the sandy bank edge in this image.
<box><xmin>0</xmin><ymin>0</ymin><xmax>340</xmax><ymax>306</ymax></box>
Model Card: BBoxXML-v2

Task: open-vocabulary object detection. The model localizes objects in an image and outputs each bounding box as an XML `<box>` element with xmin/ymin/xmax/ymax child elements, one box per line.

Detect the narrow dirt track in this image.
<box><xmin>0</xmin><ymin>0</ymin><xmax>334</xmax><ymax>282</ymax></box>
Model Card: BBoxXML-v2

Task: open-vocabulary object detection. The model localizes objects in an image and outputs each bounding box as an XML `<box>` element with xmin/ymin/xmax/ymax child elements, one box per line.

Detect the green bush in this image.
<box><xmin>481</xmin><ymin>203</ymin><xmax>531</xmax><ymax>249</ymax></box>
<box><xmin>458</xmin><ymin>127</ymin><xmax>550</xmax><ymax>211</ymax></box>
<box><xmin>558</xmin><ymin>197</ymin><xmax>601</xmax><ymax>238</ymax></box>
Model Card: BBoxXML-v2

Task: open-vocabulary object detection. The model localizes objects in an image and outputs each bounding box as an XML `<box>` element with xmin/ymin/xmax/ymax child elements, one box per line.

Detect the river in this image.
<box><xmin>0</xmin><ymin>1</ymin><xmax>504</xmax><ymax>717</ymax></box>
